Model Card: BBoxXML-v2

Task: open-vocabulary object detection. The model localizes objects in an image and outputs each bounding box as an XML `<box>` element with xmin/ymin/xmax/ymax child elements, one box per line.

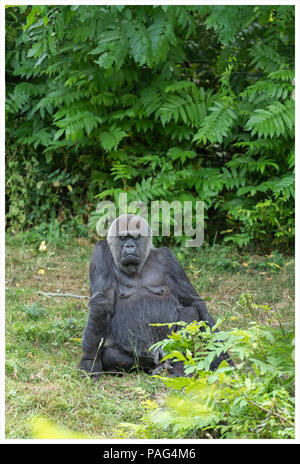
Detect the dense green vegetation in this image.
<box><xmin>6</xmin><ymin>5</ymin><xmax>294</xmax><ymax>250</ymax></box>
<box><xmin>124</xmin><ymin>318</ymin><xmax>294</xmax><ymax>439</ymax></box>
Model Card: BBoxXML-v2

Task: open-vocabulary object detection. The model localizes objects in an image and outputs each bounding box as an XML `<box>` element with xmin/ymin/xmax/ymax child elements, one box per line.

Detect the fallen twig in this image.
<box><xmin>245</xmin><ymin>396</ymin><xmax>294</xmax><ymax>427</ymax></box>
<box><xmin>5</xmin><ymin>267</ymin><xmax>18</xmax><ymax>285</ymax></box>
<box><xmin>39</xmin><ymin>291</ymin><xmax>89</xmax><ymax>299</ymax></box>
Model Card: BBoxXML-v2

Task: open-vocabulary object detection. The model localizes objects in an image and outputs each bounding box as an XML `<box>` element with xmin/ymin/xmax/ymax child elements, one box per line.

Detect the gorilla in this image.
<box><xmin>79</xmin><ymin>214</ymin><xmax>231</xmax><ymax>379</ymax></box>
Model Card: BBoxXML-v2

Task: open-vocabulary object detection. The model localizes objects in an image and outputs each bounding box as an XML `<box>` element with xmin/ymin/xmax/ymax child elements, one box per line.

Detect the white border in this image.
<box><xmin>0</xmin><ymin>0</ymin><xmax>5</xmax><ymax>447</ymax></box>
<box><xmin>1</xmin><ymin>0</ymin><xmax>298</xmax><ymax>445</ymax></box>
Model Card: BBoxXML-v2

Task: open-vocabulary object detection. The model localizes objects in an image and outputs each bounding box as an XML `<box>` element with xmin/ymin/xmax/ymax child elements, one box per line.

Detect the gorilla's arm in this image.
<box><xmin>79</xmin><ymin>241</ymin><xmax>115</xmax><ymax>377</ymax></box>
<box><xmin>161</xmin><ymin>248</ymin><xmax>233</xmax><ymax>369</ymax></box>
<box><xmin>161</xmin><ymin>248</ymin><xmax>216</xmax><ymax>327</ymax></box>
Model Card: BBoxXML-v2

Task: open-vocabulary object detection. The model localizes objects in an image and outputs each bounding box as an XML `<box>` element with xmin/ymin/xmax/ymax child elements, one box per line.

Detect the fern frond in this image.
<box><xmin>108</xmin><ymin>108</ymin><xmax>136</xmax><ymax>122</ymax></box>
<box><xmin>156</xmin><ymin>91</ymin><xmax>206</xmax><ymax>127</ymax></box>
<box><xmin>227</xmin><ymin>155</ymin><xmax>279</xmax><ymax>174</ymax></box>
<box><xmin>164</xmin><ymin>124</ymin><xmax>193</xmax><ymax>142</ymax></box>
<box><xmin>193</xmin><ymin>96</ymin><xmax>236</xmax><ymax>145</ymax></box>
<box><xmin>241</xmin><ymin>80</ymin><xmax>292</xmax><ymax>102</ymax></box>
<box><xmin>38</xmin><ymin>86</ymin><xmax>89</xmax><ymax>108</ymax></box>
<box><xmin>54</xmin><ymin>111</ymin><xmax>102</xmax><ymax>140</ymax></box>
<box><xmin>98</xmin><ymin>126</ymin><xmax>128</xmax><ymax>152</ymax></box>
<box><xmin>21</xmin><ymin>128</ymin><xmax>54</xmax><ymax>148</ymax></box>
<box><xmin>14</xmin><ymin>82</ymin><xmax>45</xmax><ymax>97</ymax></box>
<box><xmin>165</xmin><ymin>80</ymin><xmax>197</xmax><ymax>94</ymax></box>
<box><xmin>140</xmin><ymin>84</ymin><xmax>165</xmax><ymax>116</ymax></box>
<box><xmin>120</xmin><ymin>94</ymin><xmax>139</xmax><ymax>108</ymax></box>
<box><xmin>249</xmin><ymin>44</ymin><xmax>286</xmax><ymax>73</ymax></box>
<box><xmin>172</xmin><ymin>6</ymin><xmax>195</xmax><ymax>37</ymax></box>
<box><xmin>88</xmin><ymin>30</ymin><xmax>122</xmax><ymax>56</ymax></box>
<box><xmin>90</xmin><ymin>92</ymin><xmax>115</xmax><ymax>107</ymax></box>
<box><xmin>148</xmin><ymin>10</ymin><xmax>176</xmax><ymax>65</ymax></box>
<box><xmin>268</xmin><ymin>69</ymin><xmax>294</xmax><ymax>82</ymax></box>
<box><xmin>263</xmin><ymin>175</ymin><xmax>295</xmax><ymax>198</ymax></box>
<box><xmin>125</xmin><ymin>20</ymin><xmax>152</xmax><ymax>66</ymax></box>
<box><xmin>237</xmin><ymin>175</ymin><xmax>294</xmax><ymax>199</ymax></box>
<box><xmin>245</xmin><ymin>100</ymin><xmax>294</xmax><ymax>138</ymax></box>
<box><xmin>167</xmin><ymin>147</ymin><xmax>197</xmax><ymax>164</ymax></box>
<box><xmin>157</xmin><ymin>94</ymin><xmax>188</xmax><ymax>125</ymax></box>
<box><xmin>233</xmin><ymin>138</ymin><xmax>286</xmax><ymax>155</ymax></box>
<box><xmin>111</xmin><ymin>163</ymin><xmax>137</xmax><ymax>181</ymax></box>
<box><xmin>6</xmin><ymin>92</ymin><xmax>29</xmax><ymax>114</ymax></box>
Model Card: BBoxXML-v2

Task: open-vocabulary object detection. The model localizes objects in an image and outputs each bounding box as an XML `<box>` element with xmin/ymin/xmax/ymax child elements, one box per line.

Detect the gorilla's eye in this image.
<box><xmin>132</xmin><ymin>234</ymin><xmax>141</xmax><ymax>240</ymax></box>
<box><xmin>119</xmin><ymin>233</ymin><xmax>140</xmax><ymax>241</ymax></box>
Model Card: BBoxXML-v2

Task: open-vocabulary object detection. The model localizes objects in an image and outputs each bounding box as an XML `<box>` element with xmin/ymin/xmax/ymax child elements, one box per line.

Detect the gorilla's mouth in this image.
<box><xmin>121</xmin><ymin>254</ymin><xmax>140</xmax><ymax>267</ymax></box>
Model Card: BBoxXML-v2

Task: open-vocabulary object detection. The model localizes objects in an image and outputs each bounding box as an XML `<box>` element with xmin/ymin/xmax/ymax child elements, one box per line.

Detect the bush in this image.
<box><xmin>5</xmin><ymin>5</ymin><xmax>294</xmax><ymax>250</ymax></box>
<box><xmin>118</xmin><ymin>296</ymin><xmax>295</xmax><ymax>439</ymax></box>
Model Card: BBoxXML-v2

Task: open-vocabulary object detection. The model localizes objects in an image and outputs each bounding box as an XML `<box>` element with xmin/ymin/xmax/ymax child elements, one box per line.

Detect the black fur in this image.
<box><xmin>79</xmin><ymin>220</ymin><xmax>232</xmax><ymax>379</ymax></box>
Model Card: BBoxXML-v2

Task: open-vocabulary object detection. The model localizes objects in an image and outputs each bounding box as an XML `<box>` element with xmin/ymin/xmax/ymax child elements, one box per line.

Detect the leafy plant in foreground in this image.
<box><xmin>118</xmin><ymin>299</ymin><xmax>295</xmax><ymax>439</ymax></box>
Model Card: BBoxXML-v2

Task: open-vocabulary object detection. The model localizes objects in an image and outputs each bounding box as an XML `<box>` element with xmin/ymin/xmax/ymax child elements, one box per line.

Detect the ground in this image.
<box><xmin>5</xmin><ymin>234</ymin><xmax>295</xmax><ymax>438</ymax></box>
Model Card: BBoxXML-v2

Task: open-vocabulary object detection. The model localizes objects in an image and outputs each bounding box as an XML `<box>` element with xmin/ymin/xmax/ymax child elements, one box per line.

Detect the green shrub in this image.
<box><xmin>5</xmin><ymin>5</ymin><xmax>294</xmax><ymax>250</ymax></box>
<box><xmin>118</xmin><ymin>297</ymin><xmax>295</xmax><ymax>439</ymax></box>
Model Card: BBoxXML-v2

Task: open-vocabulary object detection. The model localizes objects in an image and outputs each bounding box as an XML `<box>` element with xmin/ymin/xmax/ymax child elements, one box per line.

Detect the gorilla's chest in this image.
<box><xmin>114</xmin><ymin>262</ymin><xmax>172</xmax><ymax>298</ymax></box>
<box><xmin>111</xmin><ymin>265</ymin><xmax>180</xmax><ymax>356</ymax></box>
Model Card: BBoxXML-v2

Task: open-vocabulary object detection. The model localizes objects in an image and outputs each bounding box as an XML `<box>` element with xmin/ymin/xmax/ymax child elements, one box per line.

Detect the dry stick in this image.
<box><xmin>5</xmin><ymin>267</ymin><xmax>18</xmax><ymax>285</ymax></box>
<box><xmin>39</xmin><ymin>291</ymin><xmax>89</xmax><ymax>299</ymax></box>
<box><xmin>90</xmin><ymin>371</ymin><xmax>125</xmax><ymax>376</ymax></box>
<box><xmin>245</xmin><ymin>396</ymin><xmax>294</xmax><ymax>427</ymax></box>
<box><xmin>271</xmin><ymin>301</ymin><xmax>285</xmax><ymax>335</ymax></box>
<box><xmin>90</xmin><ymin>338</ymin><xmax>104</xmax><ymax>375</ymax></box>
<box><xmin>227</xmin><ymin>377</ymin><xmax>294</xmax><ymax>428</ymax></box>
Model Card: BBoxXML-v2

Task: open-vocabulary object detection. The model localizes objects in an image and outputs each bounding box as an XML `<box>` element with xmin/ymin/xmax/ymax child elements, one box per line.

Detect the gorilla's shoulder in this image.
<box><xmin>93</xmin><ymin>239</ymin><xmax>112</xmax><ymax>253</ymax></box>
<box><xmin>149</xmin><ymin>246</ymin><xmax>177</xmax><ymax>263</ymax></box>
<box><xmin>91</xmin><ymin>239</ymin><xmax>111</xmax><ymax>262</ymax></box>
<box><xmin>94</xmin><ymin>239</ymin><xmax>109</xmax><ymax>249</ymax></box>
<box><xmin>152</xmin><ymin>246</ymin><xmax>174</xmax><ymax>255</ymax></box>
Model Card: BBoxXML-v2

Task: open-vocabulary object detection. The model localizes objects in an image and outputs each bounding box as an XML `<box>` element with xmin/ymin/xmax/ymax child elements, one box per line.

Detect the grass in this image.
<box><xmin>5</xmin><ymin>234</ymin><xmax>295</xmax><ymax>439</ymax></box>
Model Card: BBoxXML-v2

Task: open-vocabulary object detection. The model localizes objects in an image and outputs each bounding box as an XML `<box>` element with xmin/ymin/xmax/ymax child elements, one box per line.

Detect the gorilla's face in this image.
<box><xmin>107</xmin><ymin>215</ymin><xmax>152</xmax><ymax>276</ymax></box>
<box><xmin>119</xmin><ymin>232</ymin><xmax>141</xmax><ymax>264</ymax></box>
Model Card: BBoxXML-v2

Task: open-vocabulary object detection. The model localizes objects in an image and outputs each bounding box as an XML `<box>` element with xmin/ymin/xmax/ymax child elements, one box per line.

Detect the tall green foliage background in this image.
<box><xmin>5</xmin><ymin>5</ymin><xmax>295</xmax><ymax>250</ymax></box>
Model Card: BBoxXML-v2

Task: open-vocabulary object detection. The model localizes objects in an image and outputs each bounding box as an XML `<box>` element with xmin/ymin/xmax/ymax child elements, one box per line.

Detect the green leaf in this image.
<box><xmin>95</xmin><ymin>53</ymin><xmax>114</xmax><ymax>69</ymax></box>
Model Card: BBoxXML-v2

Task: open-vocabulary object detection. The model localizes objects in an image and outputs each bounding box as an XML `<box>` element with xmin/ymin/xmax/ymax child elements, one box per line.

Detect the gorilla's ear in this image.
<box><xmin>89</xmin><ymin>240</ymin><xmax>114</xmax><ymax>296</ymax></box>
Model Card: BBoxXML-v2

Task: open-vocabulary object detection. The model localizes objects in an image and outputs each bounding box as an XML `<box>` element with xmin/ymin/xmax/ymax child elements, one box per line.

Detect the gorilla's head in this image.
<box><xmin>107</xmin><ymin>214</ymin><xmax>153</xmax><ymax>276</ymax></box>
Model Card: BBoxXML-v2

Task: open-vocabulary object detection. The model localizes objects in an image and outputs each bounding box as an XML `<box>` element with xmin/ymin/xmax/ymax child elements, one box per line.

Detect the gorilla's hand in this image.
<box><xmin>78</xmin><ymin>355</ymin><xmax>103</xmax><ymax>381</ymax></box>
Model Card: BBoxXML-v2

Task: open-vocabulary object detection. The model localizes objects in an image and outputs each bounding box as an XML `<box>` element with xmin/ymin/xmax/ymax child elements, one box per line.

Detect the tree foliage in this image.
<box><xmin>5</xmin><ymin>5</ymin><xmax>295</xmax><ymax>249</ymax></box>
